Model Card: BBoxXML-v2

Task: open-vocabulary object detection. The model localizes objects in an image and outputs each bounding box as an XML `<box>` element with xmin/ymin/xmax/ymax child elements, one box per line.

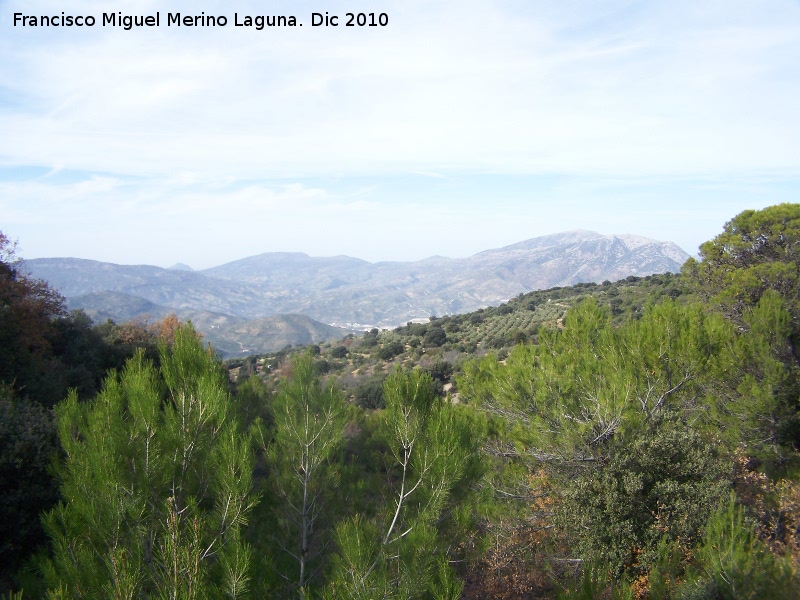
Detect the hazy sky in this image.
<box><xmin>2</xmin><ymin>0</ymin><xmax>799</xmax><ymax>268</ymax></box>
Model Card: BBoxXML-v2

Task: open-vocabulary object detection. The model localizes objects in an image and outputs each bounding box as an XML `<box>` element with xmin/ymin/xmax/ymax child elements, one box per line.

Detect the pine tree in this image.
<box><xmin>40</xmin><ymin>324</ymin><xmax>257</xmax><ymax>599</ymax></box>
<box><xmin>717</xmin><ymin>290</ymin><xmax>800</xmax><ymax>460</ymax></box>
<box><xmin>683</xmin><ymin>203</ymin><xmax>800</xmax><ymax>362</ymax></box>
<box><xmin>677</xmin><ymin>493</ymin><xmax>797</xmax><ymax>599</ymax></box>
<box><xmin>327</xmin><ymin>368</ymin><xmax>479</xmax><ymax>599</ymax></box>
<box><xmin>265</xmin><ymin>352</ymin><xmax>348</xmax><ymax>596</ymax></box>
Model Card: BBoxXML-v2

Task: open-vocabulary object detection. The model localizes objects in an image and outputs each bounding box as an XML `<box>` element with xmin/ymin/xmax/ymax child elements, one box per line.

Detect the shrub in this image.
<box><xmin>354</xmin><ymin>377</ymin><xmax>386</xmax><ymax>409</ymax></box>
<box><xmin>558</xmin><ymin>418</ymin><xmax>729</xmax><ymax>579</ymax></box>
<box><xmin>331</xmin><ymin>346</ymin><xmax>348</xmax><ymax>359</ymax></box>
<box><xmin>378</xmin><ymin>341</ymin><xmax>404</xmax><ymax>361</ymax></box>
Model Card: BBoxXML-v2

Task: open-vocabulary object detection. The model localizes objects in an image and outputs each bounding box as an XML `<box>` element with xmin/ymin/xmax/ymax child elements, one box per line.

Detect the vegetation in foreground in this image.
<box><xmin>1</xmin><ymin>203</ymin><xmax>799</xmax><ymax>598</ymax></box>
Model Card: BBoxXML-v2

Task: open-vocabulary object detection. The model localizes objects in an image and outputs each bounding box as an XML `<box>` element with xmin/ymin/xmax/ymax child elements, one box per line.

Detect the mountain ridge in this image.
<box><xmin>24</xmin><ymin>230</ymin><xmax>690</xmax><ymax>354</ymax></box>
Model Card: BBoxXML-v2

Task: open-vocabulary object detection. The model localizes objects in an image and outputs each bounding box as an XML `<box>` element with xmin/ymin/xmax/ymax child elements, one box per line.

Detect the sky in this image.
<box><xmin>1</xmin><ymin>0</ymin><xmax>799</xmax><ymax>269</ymax></box>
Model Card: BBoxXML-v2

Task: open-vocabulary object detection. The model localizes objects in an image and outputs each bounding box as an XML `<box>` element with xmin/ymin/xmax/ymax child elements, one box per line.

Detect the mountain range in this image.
<box><xmin>24</xmin><ymin>230</ymin><xmax>690</xmax><ymax>356</ymax></box>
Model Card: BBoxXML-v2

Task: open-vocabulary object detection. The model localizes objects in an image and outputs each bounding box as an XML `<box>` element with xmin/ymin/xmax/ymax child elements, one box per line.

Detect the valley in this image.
<box><xmin>24</xmin><ymin>229</ymin><xmax>689</xmax><ymax>356</ymax></box>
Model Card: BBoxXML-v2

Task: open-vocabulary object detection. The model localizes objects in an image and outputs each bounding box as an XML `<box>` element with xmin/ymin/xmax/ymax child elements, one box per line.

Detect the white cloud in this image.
<box><xmin>3</xmin><ymin>0</ymin><xmax>799</xmax><ymax>177</ymax></box>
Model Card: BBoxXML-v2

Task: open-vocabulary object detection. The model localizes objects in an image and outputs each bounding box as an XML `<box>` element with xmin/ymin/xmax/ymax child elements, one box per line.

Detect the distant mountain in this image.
<box><xmin>25</xmin><ymin>230</ymin><xmax>690</xmax><ymax>354</ymax></box>
<box><xmin>27</xmin><ymin>258</ymin><xmax>277</xmax><ymax>318</ymax></box>
<box><xmin>202</xmin><ymin>253</ymin><xmax>371</xmax><ymax>288</ymax></box>
<box><xmin>168</xmin><ymin>263</ymin><xmax>194</xmax><ymax>271</ymax></box>
<box><xmin>67</xmin><ymin>290</ymin><xmax>167</xmax><ymax>323</ymax></box>
<box><xmin>196</xmin><ymin>231</ymin><xmax>689</xmax><ymax>326</ymax></box>
<box><xmin>212</xmin><ymin>314</ymin><xmax>351</xmax><ymax>357</ymax></box>
<box><xmin>67</xmin><ymin>291</ymin><xmax>351</xmax><ymax>357</ymax></box>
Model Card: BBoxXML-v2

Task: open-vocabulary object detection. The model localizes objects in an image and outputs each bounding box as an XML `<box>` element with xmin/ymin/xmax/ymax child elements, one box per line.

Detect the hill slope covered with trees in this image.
<box><xmin>2</xmin><ymin>204</ymin><xmax>799</xmax><ymax>599</ymax></box>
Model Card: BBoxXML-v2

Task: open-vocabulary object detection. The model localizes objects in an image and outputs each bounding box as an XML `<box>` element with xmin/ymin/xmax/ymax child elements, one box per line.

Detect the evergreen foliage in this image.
<box><xmin>559</xmin><ymin>417</ymin><xmax>729</xmax><ymax>578</ymax></box>
<box><xmin>684</xmin><ymin>203</ymin><xmax>800</xmax><ymax>361</ymax></box>
<box><xmin>456</xmin><ymin>206</ymin><xmax>800</xmax><ymax>592</ymax></box>
<box><xmin>39</xmin><ymin>325</ymin><xmax>257</xmax><ymax>599</ymax></box>
<box><xmin>718</xmin><ymin>291</ymin><xmax>800</xmax><ymax>460</ymax></box>
<box><xmin>458</xmin><ymin>298</ymin><xmax>734</xmax><ymax>464</ymax></box>
<box><xmin>265</xmin><ymin>352</ymin><xmax>348</xmax><ymax>596</ymax></box>
<box><xmin>673</xmin><ymin>493</ymin><xmax>797</xmax><ymax>599</ymax></box>
<box><xmin>0</xmin><ymin>387</ymin><xmax>60</xmax><ymax>589</ymax></box>
<box><xmin>327</xmin><ymin>368</ymin><xmax>482</xmax><ymax>599</ymax></box>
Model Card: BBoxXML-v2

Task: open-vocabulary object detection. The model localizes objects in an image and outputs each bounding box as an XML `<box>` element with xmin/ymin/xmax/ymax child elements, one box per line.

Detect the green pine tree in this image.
<box><xmin>265</xmin><ymin>352</ymin><xmax>348</xmax><ymax>597</ymax></box>
<box><xmin>327</xmin><ymin>368</ymin><xmax>479</xmax><ymax>599</ymax></box>
<box><xmin>40</xmin><ymin>324</ymin><xmax>258</xmax><ymax>599</ymax></box>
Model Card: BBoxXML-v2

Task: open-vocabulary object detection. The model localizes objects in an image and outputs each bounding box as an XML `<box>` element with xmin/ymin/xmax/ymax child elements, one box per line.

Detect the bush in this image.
<box><xmin>469</xmin><ymin>313</ymin><xmax>484</xmax><ymax>325</ymax></box>
<box><xmin>559</xmin><ymin>418</ymin><xmax>729</xmax><ymax>579</ymax></box>
<box><xmin>331</xmin><ymin>346</ymin><xmax>348</xmax><ymax>359</ymax></box>
<box><xmin>510</xmin><ymin>330</ymin><xmax>528</xmax><ymax>345</ymax></box>
<box><xmin>425</xmin><ymin>360</ymin><xmax>453</xmax><ymax>384</ymax></box>
<box><xmin>354</xmin><ymin>377</ymin><xmax>386</xmax><ymax>409</ymax></box>
<box><xmin>497</xmin><ymin>303</ymin><xmax>514</xmax><ymax>315</ymax></box>
<box><xmin>0</xmin><ymin>391</ymin><xmax>60</xmax><ymax>586</ymax></box>
<box><xmin>423</xmin><ymin>327</ymin><xmax>447</xmax><ymax>347</ymax></box>
<box><xmin>378</xmin><ymin>341</ymin><xmax>404</xmax><ymax>361</ymax></box>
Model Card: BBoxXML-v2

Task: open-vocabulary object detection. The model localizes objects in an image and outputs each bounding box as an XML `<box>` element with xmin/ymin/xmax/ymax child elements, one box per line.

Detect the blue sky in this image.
<box><xmin>1</xmin><ymin>0</ymin><xmax>799</xmax><ymax>268</ymax></box>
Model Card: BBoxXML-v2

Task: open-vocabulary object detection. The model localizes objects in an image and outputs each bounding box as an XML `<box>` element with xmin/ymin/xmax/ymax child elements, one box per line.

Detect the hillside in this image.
<box><xmin>200</xmin><ymin>230</ymin><xmax>689</xmax><ymax>326</ymax></box>
<box><xmin>227</xmin><ymin>272</ymin><xmax>685</xmax><ymax>400</ymax></box>
<box><xmin>210</xmin><ymin>314</ymin><xmax>353</xmax><ymax>357</ymax></box>
<box><xmin>5</xmin><ymin>204</ymin><xmax>800</xmax><ymax>599</ymax></box>
<box><xmin>68</xmin><ymin>291</ymin><xmax>352</xmax><ymax>358</ymax></box>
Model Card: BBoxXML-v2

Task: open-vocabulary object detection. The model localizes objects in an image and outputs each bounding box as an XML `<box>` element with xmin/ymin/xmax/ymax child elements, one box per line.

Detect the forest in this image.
<box><xmin>1</xmin><ymin>203</ymin><xmax>799</xmax><ymax>599</ymax></box>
